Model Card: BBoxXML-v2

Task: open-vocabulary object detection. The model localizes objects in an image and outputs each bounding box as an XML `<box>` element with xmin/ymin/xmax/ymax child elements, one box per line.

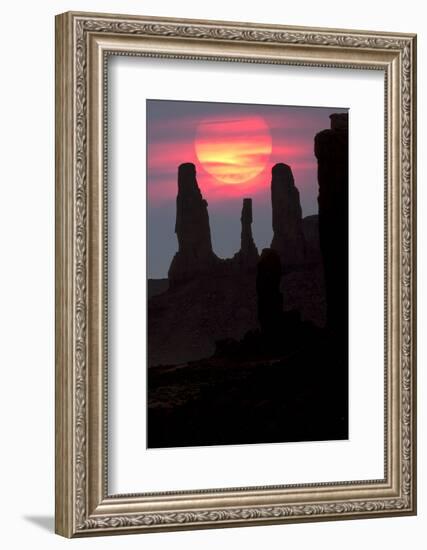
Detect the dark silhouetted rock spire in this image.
<box><xmin>256</xmin><ymin>248</ymin><xmax>283</xmax><ymax>334</ymax></box>
<box><xmin>234</xmin><ymin>198</ymin><xmax>259</xmax><ymax>268</ymax></box>
<box><xmin>168</xmin><ymin>163</ymin><xmax>218</xmax><ymax>285</ymax></box>
<box><xmin>270</xmin><ymin>163</ymin><xmax>305</xmax><ymax>269</ymax></box>
<box><xmin>314</xmin><ymin>113</ymin><xmax>348</xmax><ymax>336</ymax></box>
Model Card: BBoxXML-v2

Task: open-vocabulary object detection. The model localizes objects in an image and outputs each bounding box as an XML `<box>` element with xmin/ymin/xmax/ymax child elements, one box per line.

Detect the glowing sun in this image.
<box><xmin>195</xmin><ymin>115</ymin><xmax>272</xmax><ymax>184</ymax></box>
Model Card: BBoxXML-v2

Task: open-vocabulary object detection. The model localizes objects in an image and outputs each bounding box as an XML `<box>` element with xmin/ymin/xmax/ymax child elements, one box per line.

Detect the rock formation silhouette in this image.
<box><xmin>233</xmin><ymin>198</ymin><xmax>259</xmax><ymax>268</ymax></box>
<box><xmin>314</xmin><ymin>113</ymin><xmax>348</xmax><ymax>336</ymax></box>
<box><xmin>270</xmin><ymin>163</ymin><xmax>306</xmax><ymax>269</ymax></box>
<box><xmin>256</xmin><ymin>248</ymin><xmax>283</xmax><ymax>335</ymax></box>
<box><xmin>168</xmin><ymin>163</ymin><xmax>219</xmax><ymax>286</ymax></box>
<box><xmin>301</xmin><ymin>214</ymin><xmax>322</xmax><ymax>264</ymax></box>
<box><xmin>149</xmin><ymin>157</ymin><xmax>329</xmax><ymax>366</ymax></box>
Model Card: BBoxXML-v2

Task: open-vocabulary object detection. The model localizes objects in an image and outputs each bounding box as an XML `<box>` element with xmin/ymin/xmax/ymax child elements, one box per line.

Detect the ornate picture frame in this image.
<box><xmin>55</xmin><ymin>11</ymin><xmax>416</xmax><ymax>537</ymax></box>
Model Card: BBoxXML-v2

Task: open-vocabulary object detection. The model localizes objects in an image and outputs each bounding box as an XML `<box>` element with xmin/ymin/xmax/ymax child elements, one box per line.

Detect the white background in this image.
<box><xmin>0</xmin><ymin>1</ymin><xmax>424</xmax><ymax>548</ymax></box>
<box><xmin>109</xmin><ymin>59</ymin><xmax>384</xmax><ymax>493</ymax></box>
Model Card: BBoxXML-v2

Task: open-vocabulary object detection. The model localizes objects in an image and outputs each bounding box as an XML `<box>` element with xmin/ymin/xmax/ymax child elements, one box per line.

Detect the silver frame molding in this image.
<box><xmin>55</xmin><ymin>11</ymin><xmax>417</xmax><ymax>538</ymax></box>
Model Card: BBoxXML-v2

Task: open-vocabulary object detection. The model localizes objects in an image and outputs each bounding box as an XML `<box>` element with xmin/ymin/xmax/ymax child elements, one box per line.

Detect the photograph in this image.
<box><xmin>146</xmin><ymin>99</ymin><xmax>349</xmax><ymax>448</ymax></box>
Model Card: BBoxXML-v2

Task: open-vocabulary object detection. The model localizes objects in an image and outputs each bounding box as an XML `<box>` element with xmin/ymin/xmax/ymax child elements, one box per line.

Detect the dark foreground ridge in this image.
<box><xmin>147</xmin><ymin>113</ymin><xmax>349</xmax><ymax>448</ymax></box>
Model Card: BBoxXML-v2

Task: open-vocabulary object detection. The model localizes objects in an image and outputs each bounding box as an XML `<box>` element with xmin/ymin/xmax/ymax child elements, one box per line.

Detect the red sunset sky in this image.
<box><xmin>147</xmin><ymin>99</ymin><xmax>348</xmax><ymax>278</ymax></box>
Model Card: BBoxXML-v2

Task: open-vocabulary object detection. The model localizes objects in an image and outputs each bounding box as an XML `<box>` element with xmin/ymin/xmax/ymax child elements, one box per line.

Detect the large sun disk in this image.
<box><xmin>195</xmin><ymin>116</ymin><xmax>272</xmax><ymax>184</ymax></box>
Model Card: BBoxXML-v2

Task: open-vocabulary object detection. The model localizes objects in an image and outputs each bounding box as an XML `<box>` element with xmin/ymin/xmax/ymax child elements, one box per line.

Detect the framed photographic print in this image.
<box><xmin>55</xmin><ymin>11</ymin><xmax>417</xmax><ymax>537</ymax></box>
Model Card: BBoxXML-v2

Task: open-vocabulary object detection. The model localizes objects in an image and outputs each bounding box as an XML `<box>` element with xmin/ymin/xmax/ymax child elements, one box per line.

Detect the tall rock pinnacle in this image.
<box><xmin>234</xmin><ymin>198</ymin><xmax>259</xmax><ymax>268</ymax></box>
<box><xmin>314</xmin><ymin>113</ymin><xmax>348</xmax><ymax>335</ymax></box>
<box><xmin>168</xmin><ymin>163</ymin><xmax>218</xmax><ymax>285</ymax></box>
<box><xmin>270</xmin><ymin>163</ymin><xmax>306</xmax><ymax>269</ymax></box>
<box><xmin>256</xmin><ymin>248</ymin><xmax>283</xmax><ymax>335</ymax></box>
